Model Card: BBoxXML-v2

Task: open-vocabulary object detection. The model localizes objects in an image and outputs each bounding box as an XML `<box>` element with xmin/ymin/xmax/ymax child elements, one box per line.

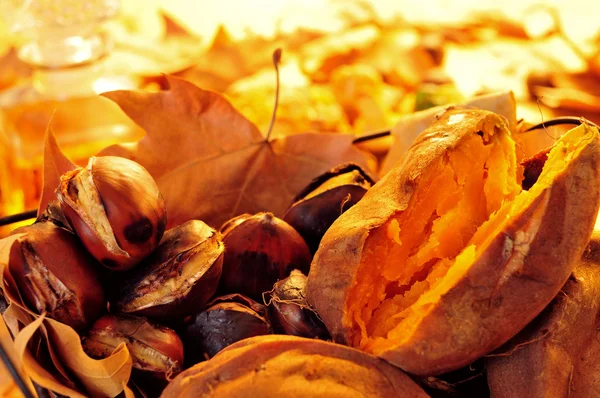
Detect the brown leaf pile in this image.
<box><xmin>100</xmin><ymin>75</ymin><xmax>374</xmax><ymax>228</ymax></box>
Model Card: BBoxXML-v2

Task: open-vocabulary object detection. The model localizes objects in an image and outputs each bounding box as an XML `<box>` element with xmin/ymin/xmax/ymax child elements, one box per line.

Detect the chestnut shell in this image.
<box><xmin>111</xmin><ymin>220</ymin><xmax>224</xmax><ymax>320</ymax></box>
<box><xmin>8</xmin><ymin>222</ymin><xmax>105</xmax><ymax>331</ymax></box>
<box><xmin>267</xmin><ymin>270</ymin><xmax>330</xmax><ymax>340</ymax></box>
<box><xmin>83</xmin><ymin>314</ymin><xmax>184</xmax><ymax>378</ymax></box>
<box><xmin>219</xmin><ymin>212</ymin><xmax>311</xmax><ymax>300</ymax></box>
<box><xmin>283</xmin><ymin>163</ymin><xmax>374</xmax><ymax>253</ymax></box>
<box><xmin>184</xmin><ymin>294</ymin><xmax>271</xmax><ymax>364</ymax></box>
<box><xmin>57</xmin><ymin>156</ymin><xmax>167</xmax><ymax>271</ymax></box>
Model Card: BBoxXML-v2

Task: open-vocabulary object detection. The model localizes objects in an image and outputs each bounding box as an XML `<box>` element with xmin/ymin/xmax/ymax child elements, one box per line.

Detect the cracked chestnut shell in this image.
<box><xmin>8</xmin><ymin>222</ymin><xmax>105</xmax><ymax>332</ymax></box>
<box><xmin>56</xmin><ymin>156</ymin><xmax>167</xmax><ymax>271</ymax></box>
<box><xmin>283</xmin><ymin>163</ymin><xmax>374</xmax><ymax>253</ymax></box>
<box><xmin>83</xmin><ymin>314</ymin><xmax>184</xmax><ymax>378</ymax></box>
<box><xmin>111</xmin><ymin>220</ymin><xmax>224</xmax><ymax>320</ymax></box>
<box><xmin>266</xmin><ymin>270</ymin><xmax>329</xmax><ymax>340</ymax></box>
<box><xmin>219</xmin><ymin>212</ymin><xmax>311</xmax><ymax>300</ymax></box>
<box><xmin>184</xmin><ymin>294</ymin><xmax>271</xmax><ymax>364</ymax></box>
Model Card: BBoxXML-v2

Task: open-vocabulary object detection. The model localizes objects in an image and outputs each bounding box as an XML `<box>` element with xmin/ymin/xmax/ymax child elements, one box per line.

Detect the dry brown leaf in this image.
<box><xmin>0</xmin><ymin>313</ymin><xmax>37</xmax><ymax>398</ymax></box>
<box><xmin>100</xmin><ymin>75</ymin><xmax>374</xmax><ymax>228</ymax></box>
<box><xmin>37</xmin><ymin>126</ymin><xmax>77</xmax><ymax>217</ymax></box>
<box><xmin>45</xmin><ymin>319</ymin><xmax>132</xmax><ymax>398</ymax></box>
<box><xmin>13</xmin><ymin>314</ymin><xmax>84</xmax><ymax>398</ymax></box>
<box><xmin>160</xmin><ymin>11</ymin><xmax>192</xmax><ymax>38</ymax></box>
<box><xmin>109</xmin><ymin>11</ymin><xmax>203</xmax><ymax>79</ymax></box>
<box><xmin>380</xmin><ymin>91</ymin><xmax>516</xmax><ymax>175</ymax></box>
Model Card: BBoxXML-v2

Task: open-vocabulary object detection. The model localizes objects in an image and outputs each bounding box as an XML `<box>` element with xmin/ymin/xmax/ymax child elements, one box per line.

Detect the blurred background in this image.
<box><xmin>0</xmin><ymin>0</ymin><xmax>599</xmax><ymax>229</ymax></box>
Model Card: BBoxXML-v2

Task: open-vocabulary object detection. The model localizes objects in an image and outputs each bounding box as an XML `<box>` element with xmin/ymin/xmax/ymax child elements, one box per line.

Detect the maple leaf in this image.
<box><xmin>37</xmin><ymin>125</ymin><xmax>77</xmax><ymax>217</ymax></box>
<box><xmin>100</xmin><ymin>75</ymin><xmax>374</xmax><ymax>228</ymax></box>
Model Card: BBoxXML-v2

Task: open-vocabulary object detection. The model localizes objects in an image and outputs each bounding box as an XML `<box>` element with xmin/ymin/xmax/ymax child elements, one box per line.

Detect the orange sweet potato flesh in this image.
<box><xmin>161</xmin><ymin>335</ymin><xmax>428</xmax><ymax>398</ymax></box>
<box><xmin>486</xmin><ymin>230</ymin><xmax>600</xmax><ymax>398</ymax></box>
<box><xmin>306</xmin><ymin>108</ymin><xmax>600</xmax><ymax>376</ymax></box>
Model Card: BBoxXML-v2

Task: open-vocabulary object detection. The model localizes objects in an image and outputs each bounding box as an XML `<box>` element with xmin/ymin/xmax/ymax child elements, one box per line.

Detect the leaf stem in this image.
<box><xmin>266</xmin><ymin>48</ymin><xmax>282</xmax><ymax>141</ymax></box>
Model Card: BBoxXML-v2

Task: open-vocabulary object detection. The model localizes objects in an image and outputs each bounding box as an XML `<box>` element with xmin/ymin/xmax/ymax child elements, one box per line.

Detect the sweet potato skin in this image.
<box><xmin>306</xmin><ymin>108</ymin><xmax>508</xmax><ymax>344</ymax></box>
<box><xmin>486</xmin><ymin>233</ymin><xmax>600</xmax><ymax>398</ymax></box>
<box><xmin>160</xmin><ymin>335</ymin><xmax>428</xmax><ymax>398</ymax></box>
<box><xmin>306</xmin><ymin>109</ymin><xmax>600</xmax><ymax>375</ymax></box>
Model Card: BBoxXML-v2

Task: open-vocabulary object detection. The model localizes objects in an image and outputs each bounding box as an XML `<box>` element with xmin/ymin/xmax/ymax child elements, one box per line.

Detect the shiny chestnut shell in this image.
<box><xmin>8</xmin><ymin>222</ymin><xmax>105</xmax><ymax>331</ymax></box>
<box><xmin>267</xmin><ymin>270</ymin><xmax>329</xmax><ymax>340</ymax></box>
<box><xmin>83</xmin><ymin>314</ymin><xmax>184</xmax><ymax>378</ymax></box>
<box><xmin>111</xmin><ymin>220</ymin><xmax>224</xmax><ymax>320</ymax></box>
<box><xmin>219</xmin><ymin>212</ymin><xmax>311</xmax><ymax>300</ymax></box>
<box><xmin>57</xmin><ymin>156</ymin><xmax>167</xmax><ymax>271</ymax></box>
<box><xmin>283</xmin><ymin>163</ymin><xmax>374</xmax><ymax>253</ymax></box>
<box><xmin>184</xmin><ymin>294</ymin><xmax>271</xmax><ymax>364</ymax></box>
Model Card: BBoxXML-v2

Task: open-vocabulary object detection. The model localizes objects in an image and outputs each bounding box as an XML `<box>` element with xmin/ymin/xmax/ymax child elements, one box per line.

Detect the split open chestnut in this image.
<box><xmin>56</xmin><ymin>156</ymin><xmax>167</xmax><ymax>271</ymax></box>
<box><xmin>267</xmin><ymin>270</ymin><xmax>330</xmax><ymax>340</ymax></box>
<box><xmin>8</xmin><ymin>222</ymin><xmax>105</xmax><ymax>332</ymax></box>
<box><xmin>219</xmin><ymin>212</ymin><xmax>311</xmax><ymax>300</ymax></box>
<box><xmin>111</xmin><ymin>220</ymin><xmax>224</xmax><ymax>320</ymax></box>
<box><xmin>83</xmin><ymin>314</ymin><xmax>184</xmax><ymax>378</ymax></box>
<box><xmin>284</xmin><ymin>163</ymin><xmax>374</xmax><ymax>253</ymax></box>
<box><xmin>184</xmin><ymin>294</ymin><xmax>271</xmax><ymax>364</ymax></box>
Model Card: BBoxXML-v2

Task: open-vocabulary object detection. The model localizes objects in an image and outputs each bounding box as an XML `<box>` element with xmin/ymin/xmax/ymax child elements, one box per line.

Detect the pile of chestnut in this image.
<box><xmin>5</xmin><ymin>157</ymin><xmax>374</xmax><ymax>395</ymax></box>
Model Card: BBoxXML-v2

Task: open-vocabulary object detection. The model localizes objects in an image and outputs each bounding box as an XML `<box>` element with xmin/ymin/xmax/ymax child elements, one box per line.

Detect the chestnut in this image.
<box><xmin>56</xmin><ymin>156</ymin><xmax>167</xmax><ymax>271</ymax></box>
<box><xmin>219</xmin><ymin>212</ymin><xmax>311</xmax><ymax>300</ymax></box>
<box><xmin>110</xmin><ymin>220</ymin><xmax>224</xmax><ymax>320</ymax></box>
<box><xmin>184</xmin><ymin>294</ymin><xmax>271</xmax><ymax>364</ymax></box>
<box><xmin>82</xmin><ymin>314</ymin><xmax>184</xmax><ymax>378</ymax></box>
<box><xmin>266</xmin><ymin>270</ymin><xmax>329</xmax><ymax>340</ymax></box>
<box><xmin>37</xmin><ymin>199</ymin><xmax>72</xmax><ymax>231</ymax></box>
<box><xmin>283</xmin><ymin>163</ymin><xmax>374</xmax><ymax>253</ymax></box>
<box><xmin>8</xmin><ymin>222</ymin><xmax>105</xmax><ymax>332</ymax></box>
<box><xmin>521</xmin><ymin>147</ymin><xmax>550</xmax><ymax>190</ymax></box>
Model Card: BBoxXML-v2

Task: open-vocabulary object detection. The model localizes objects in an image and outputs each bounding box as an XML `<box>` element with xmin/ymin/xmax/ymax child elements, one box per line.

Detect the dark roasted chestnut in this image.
<box><xmin>56</xmin><ymin>156</ymin><xmax>167</xmax><ymax>271</ymax></box>
<box><xmin>110</xmin><ymin>220</ymin><xmax>224</xmax><ymax>320</ymax></box>
<box><xmin>219</xmin><ymin>212</ymin><xmax>311</xmax><ymax>300</ymax></box>
<box><xmin>83</xmin><ymin>314</ymin><xmax>184</xmax><ymax>378</ymax></box>
<box><xmin>283</xmin><ymin>163</ymin><xmax>374</xmax><ymax>253</ymax></box>
<box><xmin>8</xmin><ymin>222</ymin><xmax>105</xmax><ymax>332</ymax></box>
<box><xmin>266</xmin><ymin>270</ymin><xmax>329</xmax><ymax>340</ymax></box>
<box><xmin>184</xmin><ymin>294</ymin><xmax>271</xmax><ymax>364</ymax></box>
<box><xmin>521</xmin><ymin>147</ymin><xmax>550</xmax><ymax>190</ymax></box>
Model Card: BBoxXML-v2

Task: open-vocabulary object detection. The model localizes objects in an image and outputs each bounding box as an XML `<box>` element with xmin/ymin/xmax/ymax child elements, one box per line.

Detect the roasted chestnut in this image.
<box><xmin>82</xmin><ymin>314</ymin><xmax>184</xmax><ymax>378</ymax></box>
<box><xmin>110</xmin><ymin>220</ymin><xmax>224</xmax><ymax>320</ymax></box>
<box><xmin>36</xmin><ymin>200</ymin><xmax>72</xmax><ymax>231</ymax></box>
<box><xmin>8</xmin><ymin>222</ymin><xmax>105</xmax><ymax>332</ymax></box>
<box><xmin>521</xmin><ymin>147</ymin><xmax>550</xmax><ymax>190</ymax></box>
<box><xmin>266</xmin><ymin>270</ymin><xmax>329</xmax><ymax>340</ymax></box>
<box><xmin>219</xmin><ymin>212</ymin><xmax>311</xmax><ymax>300</ymax></box>
<box><xmin>184</xmin><ymin>294</ymin><xmax>271</xmax><ymax>364</ymax></box>
<box><xmin>283</xmin><ymin>163</ymin><xmax>374</xmax><ymax>253</ymax></box>
<box><xmin>56</xmin><ymin>156</ymin><xmax>167</xmax><ymax>271</ymax></box>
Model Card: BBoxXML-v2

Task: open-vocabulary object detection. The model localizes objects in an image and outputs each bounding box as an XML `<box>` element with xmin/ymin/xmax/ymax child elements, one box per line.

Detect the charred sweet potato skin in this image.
<box><xmin>161</xmin><ymin>335</ymin><xmax>428</xmax><ymax>398</ymax></box>
<box><xmin>306</xmin><ymin>109</ymin><xmax>600</xmax><ymax>375</ymax></box>
<box><xmin>306</xmin><ymin>108</ymin><xmax>511</xmax><ymax>343</ymax></box>
<box><xmin>486</xmin><ymin>233</ymin><xmax>600</xmax><ymax>398</ymax></box>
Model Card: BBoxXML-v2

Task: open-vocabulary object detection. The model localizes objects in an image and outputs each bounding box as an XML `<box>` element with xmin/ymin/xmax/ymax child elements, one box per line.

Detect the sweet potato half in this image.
<box><xmin>306</xmin><ymin>108</ymin><xmax>600</xmax><ymax>375</ymax></box>
<box><xmin>161</xmin><ymin>335</ymin><xmax>427</xmax><ymax>397</ymax></box>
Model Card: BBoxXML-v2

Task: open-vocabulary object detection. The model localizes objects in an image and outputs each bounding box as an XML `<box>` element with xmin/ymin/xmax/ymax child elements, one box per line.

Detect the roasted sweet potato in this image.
<box><xmin>306</xmin><ymin>108</ymin><xmax>600</xmax><ymax>375</ymax></box>
<box><xmin>161</xmin><ymin>335</ymin><xmax>428</xmax><ymax>397</ymax></box>
<box><xmin>486</xmin><ymin>230</ymin><xmax>600</xmax><ymax>398</ymax></box>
